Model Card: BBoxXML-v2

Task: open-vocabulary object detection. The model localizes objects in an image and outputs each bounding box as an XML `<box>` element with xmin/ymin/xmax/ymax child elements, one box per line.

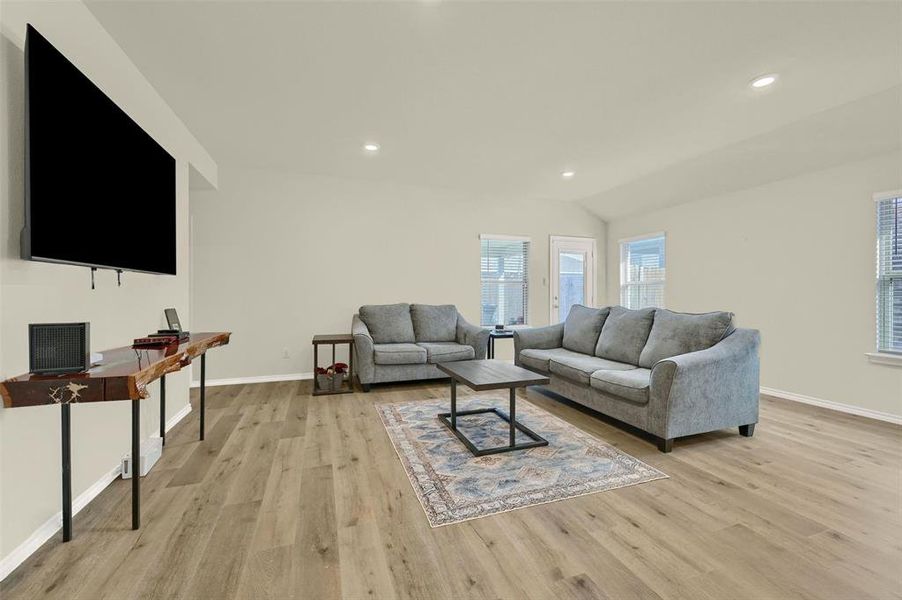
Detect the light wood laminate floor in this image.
<box><xmin>2</xmin><ymin>381</ymin><xmax>900</xmax><ymax>599</ymax></box>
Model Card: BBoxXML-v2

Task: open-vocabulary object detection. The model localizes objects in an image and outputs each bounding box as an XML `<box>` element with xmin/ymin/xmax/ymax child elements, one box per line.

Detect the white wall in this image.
<box><xmin>190</xmin><ymin>165</ymin><xmax>606</xmax><ymax>381</ymax></box>
<box><xmin>0</xmin><ymin>1</ymin><xmax>216</xmax><ymax>569</ymax></box>
<box><xmin>604</xmin><ymin>152</ymin><xmax>902</xmax><ymax>417</ymax></box>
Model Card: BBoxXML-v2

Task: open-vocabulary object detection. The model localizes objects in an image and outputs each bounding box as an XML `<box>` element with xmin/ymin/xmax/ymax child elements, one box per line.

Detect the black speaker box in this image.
<box><xmin>28</xmin><ymin>322</ymin><xmax>90</xmax><ymax>374</ymax></box>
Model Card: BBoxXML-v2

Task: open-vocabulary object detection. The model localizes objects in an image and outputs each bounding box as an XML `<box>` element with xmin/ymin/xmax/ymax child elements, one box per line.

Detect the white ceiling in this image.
<box><xmin>85</xmin><ymin>1</ymin><xmax>902</xmax><ymax>219</ymax></box>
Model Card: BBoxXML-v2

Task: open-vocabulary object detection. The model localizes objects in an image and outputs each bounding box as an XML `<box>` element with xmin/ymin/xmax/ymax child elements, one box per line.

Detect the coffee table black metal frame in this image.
<box><xmin>436</xmin><ymin>360</ymin><xmax>550</xmax><ymax>456</ymax></box>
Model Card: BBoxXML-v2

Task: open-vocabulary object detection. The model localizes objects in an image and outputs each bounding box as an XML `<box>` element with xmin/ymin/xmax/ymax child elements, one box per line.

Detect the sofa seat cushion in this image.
<box><xmin>411</xmin><ymin>304</ymin><xmax>458</xmax><ymax>342</ymax></box>
<box><xmin>549</xmin><ymin>354</ymin><xmax>636</xmax><ymax>386</ymax></box>
<box><xmin>519</xmin><ymin>347</ymin><xmax>592</xmax><ymax>373</ymax></box>
<box><xmin>373</xmin><ymin>343</ymin><xmax>427</xmax><ymax>365</ymax></box>
<box><xmin>595</xmin><ymin>306</ymin><xmax>656</xmax><ymax>365</ymax></box>
<box><xmin>638</xmin><ymin>309</ymin><xmax>734</xmax><ymax>368</ymax></box>
<box><xmin>417</xmin><ymin>342</ymin><xmax>475</xmax><ymax>364</ymax></box>
<box><xmin>562</xmin><ymin>305</ymin><xmax>610</xmax><ymax>355</ymax></box>
<box><xmin>359</xmin><ymin>303</ymin><xmax>416</xmax><ymax>344</ymax></box>
<box><xmin>590</xmin><ymin>368</ymin><xmax>652</xmax><ymax>404</ymax></box>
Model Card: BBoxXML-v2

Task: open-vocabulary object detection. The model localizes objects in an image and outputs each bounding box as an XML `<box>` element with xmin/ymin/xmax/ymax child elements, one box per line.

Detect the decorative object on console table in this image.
<box><xmin>312</xmin><ymin>334</ymin><xmax>354</xmax><ymax>396</ymax></box>
<box><xmin>150</xmin><ymin>330</ymin><xmax>189</xmax><ymax>341</ymax></box>
<box><xmin>0</xmin><ymin>331</ymin><xmax>231</xmax><ymax>543</ymax></box>
<box><xmin>133</xmin><ymin>335</ymin><xmax>179</xmax><ymax>348</ymax></box>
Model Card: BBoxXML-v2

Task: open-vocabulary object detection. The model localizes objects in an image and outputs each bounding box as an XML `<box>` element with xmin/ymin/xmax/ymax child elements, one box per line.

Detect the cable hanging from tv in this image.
<box><xmin>89</xmin><ymin>268</ymin><xmax>125</xmax><ymax>289</ymax></box>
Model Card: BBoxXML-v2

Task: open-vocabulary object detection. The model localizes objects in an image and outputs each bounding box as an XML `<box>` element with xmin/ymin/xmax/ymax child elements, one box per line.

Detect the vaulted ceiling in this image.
<box><xmin>86</xmin><ymin>1</ymin><xmax>901</xmax><ymax>219</ymax></box>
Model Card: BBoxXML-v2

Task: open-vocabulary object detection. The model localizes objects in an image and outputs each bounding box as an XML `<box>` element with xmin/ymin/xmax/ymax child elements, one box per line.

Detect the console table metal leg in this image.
<box><xmin>509</xmin><ymin>388</ymin><xmax>516</xmax><ymax>447</ymax></box>
<box><xmin>131</xmin><ymin>399</ymin><xmax>140</xmax><ymax>530</ymax></box>
<box><xmin>450</xmin><ymin>378</ymin><xmax>457</xmax><ymax>430</ymax></box>
<box><xmin>160</xmin><ymin>375</ymin><xmax>166</xmax><ymax>446</ymax></box>
<box><xmin>61</xmin><ymin>403</ymin><xmax>72</xmax><ymax>542</ymax></box>
<box><xmin>199</xmin><ymin>353</ymin><xmax>206</xmax><ymax>441</ymax></box>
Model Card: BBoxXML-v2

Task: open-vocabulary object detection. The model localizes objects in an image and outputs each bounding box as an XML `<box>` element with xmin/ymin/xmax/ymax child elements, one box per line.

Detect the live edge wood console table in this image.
<box><xmin>0</xmin><ymin>331</ymin><xmax>231</xmax><ymax>543</ymax></box>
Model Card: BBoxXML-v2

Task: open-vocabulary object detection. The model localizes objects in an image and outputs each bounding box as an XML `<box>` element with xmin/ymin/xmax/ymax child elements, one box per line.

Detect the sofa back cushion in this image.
<box><xmin>562</xmin><ymin>305</ymin><xmax>610</xmax><ymax>355</ymax></box>
<box><xmin>638</xmin><ymin>309</ymin><xmax>734</xmax><ymax>368</ymax></box>
<box><xmin>359</xmin><ymin>303</ymin><xmax>416</xmax><ymax>344</ymax></box>
<box><xmin>595</xmin><ymin>306</ymin><xmax>656</xmax><ymax>365</ymax></box>
<box><xmin>411</xmin><ymin>304</ymin><xmax>458</xmax><ymax>342</ymax></box>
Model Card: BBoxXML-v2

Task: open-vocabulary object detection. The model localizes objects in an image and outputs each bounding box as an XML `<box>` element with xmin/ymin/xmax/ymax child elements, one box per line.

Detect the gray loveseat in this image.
<box><xmin>515</xmin><ymin>305</ymin><xmax>760</xmax><ymax>452</ymax></box>
<box><xmin>353</xmin><ymin>303</ymin><xmax>489</xmax><ymax>391</ymax></box>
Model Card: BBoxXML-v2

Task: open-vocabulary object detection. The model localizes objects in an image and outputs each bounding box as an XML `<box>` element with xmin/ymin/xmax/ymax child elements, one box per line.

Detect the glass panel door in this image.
<box><xmin>558</xmin><ymin>251</ymin><xmax>587</xmax><ymax>322</ymax></box>
<box><xmin>550</xmin><ymin>237</ymin><xmax>596</xmax><ymax>323</ymax></box>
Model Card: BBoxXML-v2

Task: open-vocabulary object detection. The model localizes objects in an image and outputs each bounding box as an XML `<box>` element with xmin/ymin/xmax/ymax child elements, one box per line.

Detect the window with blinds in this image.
<box><xmin>620</xmin><ymin>234</ymin><xmax>665</xmax><ymax>309</ymax></box>
<box><xmin>877</xmin><ymin>196</ymin><xmax>902</xmax><ymax>354</ymax></box>
<box><xmin>480</xmin><ymin>235</ymin><xmax>529</xmax><ymax>326</ymax></box>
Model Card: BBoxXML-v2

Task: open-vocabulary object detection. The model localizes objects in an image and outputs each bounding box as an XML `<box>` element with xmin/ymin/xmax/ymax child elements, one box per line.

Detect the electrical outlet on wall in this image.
<box><xmin>282</xmin><ymin>348</ymin><xmax>290</xmax><ymax>359</ymax></box>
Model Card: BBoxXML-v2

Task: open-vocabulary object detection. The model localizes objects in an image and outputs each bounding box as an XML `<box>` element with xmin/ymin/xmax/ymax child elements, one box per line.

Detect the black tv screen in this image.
<box><xmin>23</xmin><ymin>25</ymin><xmax>176</xmax><ymax>275</ymax></box>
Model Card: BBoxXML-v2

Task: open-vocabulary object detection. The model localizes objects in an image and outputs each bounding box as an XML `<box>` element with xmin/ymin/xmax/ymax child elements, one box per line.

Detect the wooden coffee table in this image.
<box><xmin>436</xmin><ymin>360</ymin><xmax>551</xmax><ymax>456</ymax></box>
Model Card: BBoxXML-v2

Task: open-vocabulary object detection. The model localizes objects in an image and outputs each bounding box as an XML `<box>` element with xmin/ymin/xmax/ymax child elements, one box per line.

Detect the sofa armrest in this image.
<box><xmin>514</xmin><ymin>324</ymin><xmax>564</xmax><ymax>353</ymax></box>
<box><xmin>352</xmin><ymin>314</ymin><xmax>376</xmax><ymax>384</ymax></box>
<box><xmin>648</xmin><ymin>328</ymin><xmax>760</xmax><ymax>439</ymax></box>
<box><xmin>513</xmin><ymin>324</ymin><xmax>564</xmax><ymax>366</ymax></box>
<box><xmin>457</xmin><ymin>314</ymin><xmax>490</xmax><ymax>360</ymax></box>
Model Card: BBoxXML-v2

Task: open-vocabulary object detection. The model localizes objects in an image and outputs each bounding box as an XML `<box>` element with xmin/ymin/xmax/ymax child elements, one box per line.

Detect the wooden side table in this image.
<box><xmin>312</xmin><ymin>334</ymin><xmax>354</xmax><ymax>396</ymax></box>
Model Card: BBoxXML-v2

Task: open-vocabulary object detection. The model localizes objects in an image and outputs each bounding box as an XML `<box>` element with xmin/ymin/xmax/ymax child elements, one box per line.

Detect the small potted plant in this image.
<box><xmin>331</xmin><ymin>362</ymin><xmax>348</xmax><ymax>391</ymax></box>
<box><xmin>316</xmin><ymin>363</ymin><xmax>349</xmax><ymax>392</ymax></box>
<box><xmin>315</xmin><ymin>366</ymin><xmax>331</xmax><ymax>392</ymax></box>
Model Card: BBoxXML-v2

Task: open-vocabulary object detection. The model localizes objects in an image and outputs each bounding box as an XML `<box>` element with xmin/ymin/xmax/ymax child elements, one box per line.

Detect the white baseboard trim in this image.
<box><xmin>0</xmin><ymin>463</ymin><xmax>119</xmax><ymax>582</ymax></box>
<box><xmin>189</xmin><ymin>372</ymin><xmax>313</xmax><ymax>388</ymax></box>
<box><xmin>760</xmin><ymin>386</ymin><xmax>902</xmax><ymax>425</ymax></box>
<box><xmin>0</xmin><ymin>401</ymin><xmax>194</xmax><ymax>582</ymax></box>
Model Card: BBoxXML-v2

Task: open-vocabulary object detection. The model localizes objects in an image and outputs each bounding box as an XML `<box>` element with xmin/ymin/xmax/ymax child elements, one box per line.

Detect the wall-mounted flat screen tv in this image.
<box><xmin>22</xmin><ymin>24</ymin><xmax>177</xmax><ymax>275</ymax></box>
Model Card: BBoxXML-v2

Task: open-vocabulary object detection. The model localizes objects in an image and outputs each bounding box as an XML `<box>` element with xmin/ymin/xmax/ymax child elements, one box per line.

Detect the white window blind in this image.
<box><xmin>620</xmin><ymin>234</ymin><xmax>665</xmax><ymax>309</ymax></box>
<box><xmin>480</xmin><ymin>235</ymin><xmax>529</xmax><ymax>326</ymax></box>
<box><xmin>877</xmin><ymin>196</ymin><xmax>902</xmax><ymax>354</ymax></box>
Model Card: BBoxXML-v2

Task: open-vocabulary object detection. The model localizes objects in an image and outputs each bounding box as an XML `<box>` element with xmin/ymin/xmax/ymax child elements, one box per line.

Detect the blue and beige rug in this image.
<box><xmin>377</xmin><ymin>397</ymin><xmax>667</xmax><ymax>527</ymax></box>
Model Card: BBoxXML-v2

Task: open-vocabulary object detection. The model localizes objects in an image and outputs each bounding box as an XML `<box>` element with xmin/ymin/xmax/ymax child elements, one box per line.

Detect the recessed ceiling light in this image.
<box><xmin>561</xmin><ymin>170</ymin><xmax>575</xmax><ymax>179</ymax></box>
<box><xmin>750</xmin><ymin>74</ymin><xmax>777</xmax><ymax>89</ymax></box>
<box><xmin>363</xmin><ymin>143</ymin><xmax>380</xmax><ymax>152</ymax></box>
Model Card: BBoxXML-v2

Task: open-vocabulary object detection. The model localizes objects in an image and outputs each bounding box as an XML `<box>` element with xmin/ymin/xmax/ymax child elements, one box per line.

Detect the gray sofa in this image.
<box><xmin>352</xmin><ymin>303</ymin><xmax>489</xmax><ymax>390</ymax></box>
<box><xmin>515</xmin><ymin>305</ymin><xmax>760</xmax><ymax>452</ymax></box>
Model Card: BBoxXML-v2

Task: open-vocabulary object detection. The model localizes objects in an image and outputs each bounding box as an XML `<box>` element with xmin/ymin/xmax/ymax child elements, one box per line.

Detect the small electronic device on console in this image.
<box><xmin>164</xmin><ymin>308</ymin><xmax>182</xmax><ymax>332</ymax></box>
<box><xmin>29</xmin><ymin>322</ymin><xmax>90</xmax><ymax>374</ymax></box>
<box><xmin>160</xmin><ymin>308</ymin><xmax>188</xmax><ymax>340</ymax></box>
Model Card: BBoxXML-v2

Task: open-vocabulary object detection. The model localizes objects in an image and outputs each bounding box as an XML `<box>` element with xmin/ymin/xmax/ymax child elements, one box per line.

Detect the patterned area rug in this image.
<box><xmin>377</xmin><ymin>397</ymin><xmax>667</xmax><ymax>527</ymax></box>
